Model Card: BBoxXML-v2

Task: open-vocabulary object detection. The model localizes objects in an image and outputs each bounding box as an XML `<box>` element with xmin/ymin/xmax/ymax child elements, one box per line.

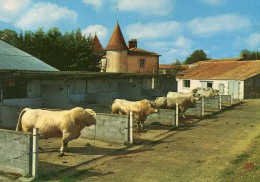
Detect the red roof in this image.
<box><xmin>129</xmin><ymin>47</ymin><xmax>160</xmax><ymax>56</ymax></box>
<box><xmin>194</xmin><ymin>58</ymin><xmax>243</xmax><ymax>65</ymax></box>
<box><xmin>93</xmin><ymin>34</ymin><xmax>104</xmax><ymax>53</ymax></box>
<box><xmin>159</xmin><ymin>64</ymin><xmax>189</xmax><ymax>69</ymax></box>
<box><xmin>178</xmin><ymin>60</ymin><xmax>260</xmax><ymax>80</ymax></box>
<box><xmin>106</xmin><ymin>22</ymin><xmax>128</xmax><ymax>51</ymax></box>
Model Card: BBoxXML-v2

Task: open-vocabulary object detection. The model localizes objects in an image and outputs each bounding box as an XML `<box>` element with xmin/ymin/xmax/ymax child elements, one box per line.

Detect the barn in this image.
<box><xmin>176</xmin><ymin>58</ymin><xmax>260</xmax><ymax>99</ymax></box>
<box><xmin>0</xmin><ymin>40</ymin><xmax>177</xmax><ymax>128</ymax></box>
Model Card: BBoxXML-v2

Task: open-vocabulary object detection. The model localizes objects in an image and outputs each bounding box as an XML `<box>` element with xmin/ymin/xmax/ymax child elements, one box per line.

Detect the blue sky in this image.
<box><xmin>0</xmin><ymin>0</ymin><xmax>259</xmax><ymax>64</ymax></box>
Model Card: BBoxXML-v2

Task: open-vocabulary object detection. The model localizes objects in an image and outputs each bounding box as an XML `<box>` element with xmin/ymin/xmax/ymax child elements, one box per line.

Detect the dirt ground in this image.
<box><xmin>1</xmin><ymin>99</ymin><xmax>259</xmax><ymax>181</ymax></box>
<box><xmin>39</xmin><ymin>99</ymin><xmax>259</xmax><ymax>182</ymax></box>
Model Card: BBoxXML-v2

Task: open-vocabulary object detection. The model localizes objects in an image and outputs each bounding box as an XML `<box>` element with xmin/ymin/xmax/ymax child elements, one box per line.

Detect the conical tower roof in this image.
<box><xmin>93</xmin><ymin>34</ymin><xmax>104</xmax><ymax>53</ymax></box>
<box><xmin>106</xmin><ymin>22</ymin><xmax>128</xmax><ymax>51</ymax></box>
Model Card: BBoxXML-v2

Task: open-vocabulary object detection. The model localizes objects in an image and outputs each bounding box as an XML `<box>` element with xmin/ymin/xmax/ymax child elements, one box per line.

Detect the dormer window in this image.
<box><xmin>140</xmin><ymin>58</ymin><xmax>145</xmax><ymax>68</ymax></box>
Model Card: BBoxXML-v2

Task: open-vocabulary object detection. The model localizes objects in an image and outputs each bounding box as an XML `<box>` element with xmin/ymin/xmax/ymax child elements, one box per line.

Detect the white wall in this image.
<box><xmin>177</xmin><ymin>79</ymin><xmax>244</xmax><ymax>99</ymax></box>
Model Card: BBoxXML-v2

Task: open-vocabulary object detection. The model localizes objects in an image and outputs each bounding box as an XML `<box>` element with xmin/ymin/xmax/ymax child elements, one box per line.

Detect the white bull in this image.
<box><xmin>192</xmin><ymin>87</ymin><xmax>219</xmax><ymax>98</ymax></box>
<box><xmin>111</xmin><ymin>99</ymin><xmax>158</xmax><ymax>130</ymax></box>
<box><xmin>154</xmin><ymin>96</ymin><xmax>197</xmax><ymax>118</ymax></box>
<box><xmin>16</xmin><ymin>107</ymin><xmax>96</xmax><ymax>156</ymax></box>
<box><xmin>167</xmin><ymin>91</ymin><xmax>195</xmax><ymax>98</ymax></box>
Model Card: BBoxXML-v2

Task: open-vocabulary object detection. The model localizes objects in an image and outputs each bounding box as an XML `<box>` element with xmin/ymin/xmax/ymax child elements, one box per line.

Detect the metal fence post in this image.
<box><xmin>129</xmin><ymin>111</ymin><xmax>133</xmax><ymax>144</ymax></box>
<box><xmin>219</xmin><ymin>95</ymin><xmax>222</xmax><ymax>110</ymax></box>
<box><xmin>202</xmin><ymin>98</ymin><xmax>205</xmax><ymax>117</ymax></box>
<box><xmin>32</xmin><ymin>128</ymin><xmax>39</xmax><ymax>178</ymax></box>
<box><xmin>176</xmin><ymin>103</ymin><xmax>179</xmax><ymax>127</ymax></box>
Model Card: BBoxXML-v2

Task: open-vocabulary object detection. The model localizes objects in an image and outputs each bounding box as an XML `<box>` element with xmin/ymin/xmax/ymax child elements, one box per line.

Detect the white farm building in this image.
<box><xmin>176</xmin><ymin>58</ymin><xmax>260</xmax><ymax>99</ymax></box>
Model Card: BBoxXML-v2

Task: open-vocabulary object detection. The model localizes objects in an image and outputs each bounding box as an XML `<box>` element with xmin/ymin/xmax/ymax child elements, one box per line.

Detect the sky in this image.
<box><xmin>0</xmin><ymin>0</ymin><xmax>259</xmax><ymax>64</ymax></box>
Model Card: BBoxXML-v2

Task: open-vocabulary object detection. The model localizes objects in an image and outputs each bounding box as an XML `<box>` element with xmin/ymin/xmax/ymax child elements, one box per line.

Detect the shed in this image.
<box><xmin>176</xmin><ymin>59</ymin><xmax>260</xmax><ymax>99</ymax></box>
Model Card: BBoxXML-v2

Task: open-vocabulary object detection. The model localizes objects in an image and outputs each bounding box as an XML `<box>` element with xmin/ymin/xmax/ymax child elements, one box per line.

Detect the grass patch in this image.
<box><xmin>231</xmin><ymin>153</ymin><xmax>250</xmax><ymax>164</ymax></box>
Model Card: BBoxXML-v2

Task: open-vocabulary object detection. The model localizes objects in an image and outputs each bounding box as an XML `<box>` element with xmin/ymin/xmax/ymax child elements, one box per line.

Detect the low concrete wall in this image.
<box><xmin>0</xmin><ymin>129</ymin><xmax>32</xmax><ymax>176</ymax></box>
<box><xmin>204</xmin><ymin>98</ymin><xmax>220</xmax><ymax>110</ymax></box>
<box><xmin>81</xmin><ymin>113</ymin><xmax>129</xmax><ymax>144</ymax></box>
<box><xmin>185</xmin><ymin>101</ymin><xmax>203</xmax><ymax>116</ymax></box>
<box><xmin>146</xmin><ymin>110</ymin><xmax>176</xmax><ymax>125</ymax></box>
<box><xmin>218</xmin><ymin>95</ymin><xmax>232</xmax><ymax>105</ymax></box>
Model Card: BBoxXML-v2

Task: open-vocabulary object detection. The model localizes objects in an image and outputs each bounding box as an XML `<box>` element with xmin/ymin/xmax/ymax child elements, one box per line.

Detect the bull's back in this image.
<box><xmin>21</xmin><ymin>109</ymin><xmax>67</xmax><ymax>137</ymax></box>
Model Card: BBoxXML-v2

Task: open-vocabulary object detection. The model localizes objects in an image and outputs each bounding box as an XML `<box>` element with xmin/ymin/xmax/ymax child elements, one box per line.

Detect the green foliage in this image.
<box><xmin>240</xmin><ymin>49</ymin><xmax>260</xmax><ymax>60</ymax></box>
<box><xmin>0</xmin><ymin>27</ymin><xmax>101</xmax><ymax>71</ymax></box>
<box><xmin>183</xmin><ymin>49</ymin><xmax>210</xmax><ymax>64</ymax></box>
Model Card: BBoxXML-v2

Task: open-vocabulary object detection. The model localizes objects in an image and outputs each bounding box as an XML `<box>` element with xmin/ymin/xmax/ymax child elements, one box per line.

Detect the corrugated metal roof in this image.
<box><xmin>178</xmin><ymin>60</ymin><xmax>260</xmax><ymax>80</ymax></box>
<box><xmin>0</xmin><ymin>40</ymin><xmax>59</xmax><ymax>71</ymax></box>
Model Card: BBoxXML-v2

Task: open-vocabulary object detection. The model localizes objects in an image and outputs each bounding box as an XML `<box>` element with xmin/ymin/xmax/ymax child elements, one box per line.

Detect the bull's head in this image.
<box><xmin>85</xmin><ymin>109</ymin><xmax>97</xmax><ymax>126</ymax></box>
<box><xmin>149</xmin><ymin>100</ymin><xmax>159</xmax><ymax>113</ymax></box>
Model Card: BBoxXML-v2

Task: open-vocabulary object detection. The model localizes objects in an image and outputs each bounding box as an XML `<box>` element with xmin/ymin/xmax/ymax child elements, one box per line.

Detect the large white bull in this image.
<box><xmin>154</xmin><ymin>96</ymin><xmax>197</xmax><ymax>118</ymax></box>
<box><xmin>16</xmin><ymin>107</ymin><xmax>96</xmax><ymax>156</ymax></box>
<box><xmin>111</xmin><ymin>99</ymin><xmax>158</xmax><ymax>130</ymax></box>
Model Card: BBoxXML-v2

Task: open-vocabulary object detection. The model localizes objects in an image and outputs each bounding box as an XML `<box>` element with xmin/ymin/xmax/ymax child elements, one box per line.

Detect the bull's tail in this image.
<box><xmin>16</xmin><ymin>109</ymin><xmax>27</xmax><ymax>131</ymax></box>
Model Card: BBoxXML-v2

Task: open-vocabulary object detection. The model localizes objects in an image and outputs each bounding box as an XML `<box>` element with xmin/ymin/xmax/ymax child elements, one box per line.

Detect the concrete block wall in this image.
<box><xmin>0</xmin><ymin>129</ymin><xmax>32</xmax><ymax>176</ymax></box>
<box><xmin>81</xmin><ymin>113</ymin><xmax>129</xmax><ymax>143</ymax></box>
<box><xmin>146</xmin><ymin>110</ymin><xmax>176</xmax><ymax>125</ymax></box>
<box><xmin>204</xmin><ymin>98</ymin><xmax>220</xmax><ymax>110</ymax></box>
<box><xmin>218</xmin><ymin>95</ymin><xmax>232</xmax><ymax>105</ymax></box>
<box><xmin>185</xmin><ymin>101</ymin><xmax>203</xmax><ymax>116</ymax></box>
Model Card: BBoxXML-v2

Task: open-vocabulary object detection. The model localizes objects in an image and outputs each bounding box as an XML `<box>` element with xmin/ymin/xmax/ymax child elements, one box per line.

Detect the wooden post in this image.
<box><xmin>202</xmin><ymin>98</ymin><xmax>205</xmax><ymax>117</ymax></box>
<box><xmin>176</xmin><ymin>103</ymin><xmax>179</xmax><ymax>127</ymax></box>
<box><xmin>32</xmin><ymin>128</ymin><xmax>39</xmax><ymax>178</ymax></box>
<box><xmin>129</xmin><ymin>111</ymin><xmax>133</xmax><ymax>144</ymax></box>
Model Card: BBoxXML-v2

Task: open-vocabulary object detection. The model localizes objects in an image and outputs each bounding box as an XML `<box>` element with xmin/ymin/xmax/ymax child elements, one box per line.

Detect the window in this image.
<box><xmin>207</xmin><ymin>82</ymin><xmax>213</xmax><ymax>88</ymax></box>
<box><xmin>140</xmin><ymin>58</ymin><xmax>145</xmax><ymax>68</ymax></box>
<box><xmin>3</xmin><ymin>80</ymin><xmax>27</xmax><ymax>99</ymax></box>
<box><xmin>183</xmin><ymin>80</ymin><xmax>190</xmax><ymax>88</ymax></box>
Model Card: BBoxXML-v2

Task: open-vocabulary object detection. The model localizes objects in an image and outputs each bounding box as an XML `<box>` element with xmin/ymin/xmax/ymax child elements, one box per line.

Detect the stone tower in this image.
<box><xmin>105</xmin><ymin>22</ymin><xmax>128</xmax><ymax>72</ymax></box>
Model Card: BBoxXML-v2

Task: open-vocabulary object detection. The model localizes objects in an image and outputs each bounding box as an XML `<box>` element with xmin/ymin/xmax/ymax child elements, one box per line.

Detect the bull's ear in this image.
<box><xmin>85</xmin><ymin>109</ymin><xmax>96</xmax><ymax>116</ymax></box>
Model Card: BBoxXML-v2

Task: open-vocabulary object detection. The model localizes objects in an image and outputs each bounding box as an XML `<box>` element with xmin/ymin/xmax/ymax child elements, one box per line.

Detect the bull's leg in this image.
<box><xmin>59</xmin><ymin>132</ymin><xmax>73</xmax><ymax>156</ymax></box>
<box><xmin>182</xmin><ymin>113</ymin><xmax>186</xmax><ymax>118</ymax></box>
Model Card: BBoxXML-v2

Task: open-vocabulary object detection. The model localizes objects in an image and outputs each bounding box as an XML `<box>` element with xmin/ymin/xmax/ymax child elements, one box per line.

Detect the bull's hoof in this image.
<box><xmin>58</xmin><ymin>153</ymin><xmax>65</xmax><ymax>157</ymax></box>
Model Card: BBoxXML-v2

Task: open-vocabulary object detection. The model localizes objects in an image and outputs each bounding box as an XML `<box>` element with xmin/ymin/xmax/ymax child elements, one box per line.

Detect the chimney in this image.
<box><xmin>128</xmin><ymin>39</ymin><xmax>137</xmax><ymax>49</ymax></box>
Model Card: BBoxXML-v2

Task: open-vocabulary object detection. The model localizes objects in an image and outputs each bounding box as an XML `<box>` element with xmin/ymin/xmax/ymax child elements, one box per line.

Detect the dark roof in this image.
<box><xmin>93</xmin><ymin>34</ymin><xmax>104</xmax><ymax>53</ymax></box>
<box><xmin>178</xmin><ymin>60</ymin><xmax>260</xmax><ymax>80</ymax></box>
<box><xmin>0</xmin><ymin>40</ymin><xmax>59</xmax><ymax>71</ymax></box>
<box><xmin>129</xmin><ymin>47</ymin><xmax>160</xmax><ymax>56</ymax></box>
<box><xmin>105</xmin><ymin>22</ymin><xmax>128</xmax><ymax>51</ymax></box>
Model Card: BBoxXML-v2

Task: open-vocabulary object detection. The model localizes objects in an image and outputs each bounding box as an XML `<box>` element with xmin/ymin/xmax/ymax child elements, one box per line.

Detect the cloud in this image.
<box><xmin>246</xmin><ymin>33</ymin><xmax>260</xmax><ymax>49</ymax></box>
<box><xmin>126</xmin><ymin>21</ymin><xmax>183</xmax><ymax>39</ymax></box>
<box><xmin>147</xmin><ymin>36</ymin><xmax>193</xmax><ymax>63</ymax></box>
<box><xmin>112</xmin><ymin>0</ymin><xmax>172</xmax><ymax>16</ymax></box>
<box><xmin>0</xmin><ymin>0</ymin><xmax>31</xmax><ymax>23</ymax></box>
<box><xmin>82</xmin><ymin>0</ymin><xmax>103</xmax><ymax>11</ymax></box>
<box><xmin>82</xmin><ymin>24</ymin><xmax>108</xmax><ymax>44</ymax></box>
<box><xmin>199</xmin><ymin>0</ymin><xmax>226</xmax><ymax>6</ymax></box>
<box><xmin>14</xmin><ymin>2</ymin><xmax>77</xmax><ymax>30</ymax></box>
<box><xmin>188</xmin><ymin>14</ymin><xmax>251</xmax><ymax>37</ymax></box>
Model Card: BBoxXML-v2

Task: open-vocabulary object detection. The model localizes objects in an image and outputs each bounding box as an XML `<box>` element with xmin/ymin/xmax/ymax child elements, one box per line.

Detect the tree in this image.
<box><xmin>183</xmin><ymin>49</ymin><xmax>210</xmax><ymax>64</ymax></box>
<box><xmin>0</xmin><ymin>27</ymin><xmax>101</xmax><ymax>71</ymax></box>
<box><xmin>240</xmin><ymin>49</ymin><xmax>260</xmax><ymax>60</ymax></box>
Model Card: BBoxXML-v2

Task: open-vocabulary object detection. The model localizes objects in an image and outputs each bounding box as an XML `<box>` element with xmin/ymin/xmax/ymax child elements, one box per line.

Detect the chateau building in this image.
<box><xmin>97</xmin><ymin>22</ymin><xmax>160</xmax><ymax>73</ymax></box>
